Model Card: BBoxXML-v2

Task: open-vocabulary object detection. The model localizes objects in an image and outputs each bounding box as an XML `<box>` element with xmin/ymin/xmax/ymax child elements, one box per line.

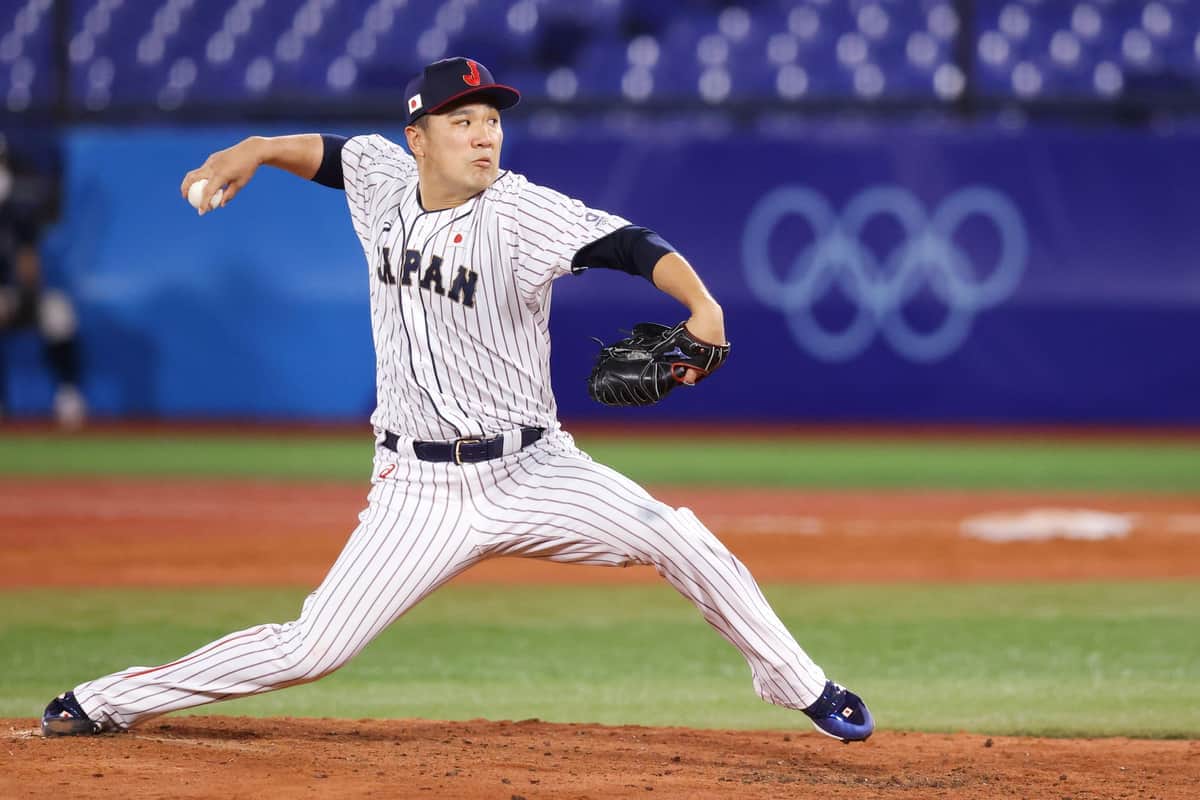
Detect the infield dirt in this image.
<box><xmin>6</xmin><ymin>717</ymin><xmax>1199</xmax><ymax>800</ymax></box>
<box><xmin>3</xmin><ymin>479</ymin><xmax>1199</xmax><ymax>586</ymax></box>
<box><xmin>3</xmin><ymin>478</ymin><xmax>1198</xmax><ymax>798</ymax></box>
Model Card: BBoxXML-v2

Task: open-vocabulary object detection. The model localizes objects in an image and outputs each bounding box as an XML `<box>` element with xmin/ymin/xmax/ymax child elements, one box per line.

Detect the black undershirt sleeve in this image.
<box><xmin>571</xmin><ymin>225</ymin><xmax>675</xmax><ymax>282</ymax></box>
<box><xmin>311</xmin><ymin>134</ymin><xmax>347</xmax><ymax>189</ymax></box>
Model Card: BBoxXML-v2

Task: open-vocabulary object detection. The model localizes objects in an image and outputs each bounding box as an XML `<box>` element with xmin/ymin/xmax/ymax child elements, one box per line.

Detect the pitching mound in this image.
<box><xmin>5</xmin><ymin>716</ymin><xmax>1196</xmax><ymax>799</ymax></box>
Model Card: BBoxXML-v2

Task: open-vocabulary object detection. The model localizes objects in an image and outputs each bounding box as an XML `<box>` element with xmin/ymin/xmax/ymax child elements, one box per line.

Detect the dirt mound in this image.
<box><xmin>5</xmin><ymin>716</ymin><xmax>1195</xmax><ymax>799</ymax></box>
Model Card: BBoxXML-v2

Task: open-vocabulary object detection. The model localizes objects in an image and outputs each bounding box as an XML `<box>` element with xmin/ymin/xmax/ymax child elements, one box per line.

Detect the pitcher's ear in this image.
<box><xmin>405</xmin><ymin>124</ymin><xmax>424</xmax><ymax>157</ymax></box>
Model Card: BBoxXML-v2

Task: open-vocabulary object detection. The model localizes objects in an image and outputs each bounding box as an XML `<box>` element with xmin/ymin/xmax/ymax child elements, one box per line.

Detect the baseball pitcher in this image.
<box><xmin>41</xmin><ymin>58</ymin><xmax>873</xmax><ymax>743</ymax></box>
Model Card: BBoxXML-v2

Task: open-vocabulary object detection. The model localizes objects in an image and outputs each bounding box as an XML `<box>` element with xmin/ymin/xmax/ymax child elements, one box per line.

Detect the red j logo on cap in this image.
<box><xmin>463</xmin><ymin>60</ymin><xmax>481</xmax><ymax>87</ymax></box>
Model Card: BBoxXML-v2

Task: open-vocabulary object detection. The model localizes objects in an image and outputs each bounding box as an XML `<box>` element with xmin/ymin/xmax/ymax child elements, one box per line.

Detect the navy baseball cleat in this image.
<box><xmin>802</xmin><ymin>680</ymin><xmax>874</xmax><ymax>742</ymax></box>
<box><xmin>41</xmin><ymin>691</ymin><xmax>102</xmax><ymax>737</ymax></box>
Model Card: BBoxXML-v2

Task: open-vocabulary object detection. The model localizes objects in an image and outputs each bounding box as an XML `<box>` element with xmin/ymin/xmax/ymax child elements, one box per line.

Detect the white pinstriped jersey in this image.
<box><xmin>342</xmin><ymin>134</ymin><xmax>629</xmax><ymax>441</ymax></box>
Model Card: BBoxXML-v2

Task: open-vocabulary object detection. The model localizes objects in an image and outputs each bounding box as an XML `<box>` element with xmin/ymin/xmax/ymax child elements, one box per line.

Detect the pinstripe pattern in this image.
<box><xmin>340</xmin><ymin>134</ymin><xmax>630</xmax><ymax>439</ymax></box>
<box><xmin>465</xmin><ymin>431</ymin><xmax>827</xmax><ymax>709</ymax></box>
<box><xmin>71</xmin><ymin>133</ymin><xmax>827</xmax><ymax>730</ymax></box>
<box><xmin>78</xmin><ymin>457</ymin><xmax>482</xmax><ymax>729</ymax></box>
<box><xmin>74</xmin><ymin>433</ymin><xmax>826</xmax><ymax>730</ymax></box>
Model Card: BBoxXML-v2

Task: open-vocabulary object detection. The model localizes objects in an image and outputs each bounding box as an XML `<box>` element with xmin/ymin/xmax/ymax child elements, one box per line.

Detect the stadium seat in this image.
<box><xmin>3</xmin><ymin>0</ymin><xmax>1199</xmax><ymax>112</ymax></box>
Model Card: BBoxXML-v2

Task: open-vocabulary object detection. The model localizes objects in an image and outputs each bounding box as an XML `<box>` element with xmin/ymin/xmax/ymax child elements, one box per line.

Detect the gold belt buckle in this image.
<box><xmin>453</xmin><ymin>437</ymin><xmax>483</xmax><ymax>465</ymax></box>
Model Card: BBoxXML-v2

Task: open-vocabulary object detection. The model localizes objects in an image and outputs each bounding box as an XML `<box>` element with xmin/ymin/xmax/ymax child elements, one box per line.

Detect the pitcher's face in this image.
<box><xmin>409</xmin><ymin>101</ymin><xmax>503</xmax><ymax>202</ymax></box>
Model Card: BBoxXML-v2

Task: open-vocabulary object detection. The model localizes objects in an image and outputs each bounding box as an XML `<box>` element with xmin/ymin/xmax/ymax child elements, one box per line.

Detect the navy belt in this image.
<box><xmin>381</xmin><ymin>427</ymin><xmax>544</xmax><ymax>465</ymax></box>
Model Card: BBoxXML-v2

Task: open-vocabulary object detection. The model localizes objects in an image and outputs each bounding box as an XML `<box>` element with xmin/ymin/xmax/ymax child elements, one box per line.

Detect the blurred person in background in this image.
<box><xmin>0</xmin><ymin>131</ymin><xmax>85</xmax><ymax>428</ymax></box>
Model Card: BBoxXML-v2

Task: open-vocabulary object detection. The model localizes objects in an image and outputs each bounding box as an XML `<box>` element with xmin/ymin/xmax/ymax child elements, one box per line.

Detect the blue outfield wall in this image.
<box><xmin>14</xmin><ymin>121</ymin><xmax>1200</xmax><ymax>422</ymax></box>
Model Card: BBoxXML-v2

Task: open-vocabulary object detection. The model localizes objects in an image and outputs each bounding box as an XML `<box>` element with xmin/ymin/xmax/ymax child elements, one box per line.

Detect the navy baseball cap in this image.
<box><xmin>404</xmin><ymin>58</ymin><xmax>520</xmax><ymax>125</ymax></box>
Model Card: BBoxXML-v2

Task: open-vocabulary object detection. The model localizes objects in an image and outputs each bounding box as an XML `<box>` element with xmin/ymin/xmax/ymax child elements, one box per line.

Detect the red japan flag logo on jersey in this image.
<box><xmin>408</xmin><ymin>94</ymin><xmax>422</xmax><ymax>114</ymax></box>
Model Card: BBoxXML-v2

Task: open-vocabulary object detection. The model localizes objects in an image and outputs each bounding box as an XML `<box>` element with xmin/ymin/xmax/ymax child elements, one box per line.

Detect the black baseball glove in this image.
<box><xmin>587</xmin><ymin>322</ymin><xmax>731</xmax><ymax>406</ymax></box>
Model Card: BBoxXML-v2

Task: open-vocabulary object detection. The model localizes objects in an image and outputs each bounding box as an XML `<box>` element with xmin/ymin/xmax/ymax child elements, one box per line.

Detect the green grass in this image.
<box><xmin>4</xmin><ymin>582</ymin><xmax>1197</xmax><ymax>737</ymax></box>
<box><xmin>1</xmin><ymin>432</ymin><xmax>1198</xmax><ymax>489</ymax></box>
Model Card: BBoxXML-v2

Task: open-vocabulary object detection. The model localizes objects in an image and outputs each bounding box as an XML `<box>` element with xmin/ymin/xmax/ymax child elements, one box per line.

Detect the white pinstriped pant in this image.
<box><xmin>75</xmin><ymin>430</ymin><xmax>827</xmax><ymax>730</ymax></box>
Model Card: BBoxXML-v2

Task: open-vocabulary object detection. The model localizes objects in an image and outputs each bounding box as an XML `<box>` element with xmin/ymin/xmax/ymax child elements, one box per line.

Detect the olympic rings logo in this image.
<box><xmin>740</xmin><ymin>185</ymin><xmax>1028</xmax><ymax>363</ymax></box>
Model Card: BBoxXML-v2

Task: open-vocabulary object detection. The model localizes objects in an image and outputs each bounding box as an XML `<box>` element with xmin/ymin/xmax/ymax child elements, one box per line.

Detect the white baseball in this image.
<box><xmin>187</xmin><ymin>178</ymin><xmax>224</xmax><ymax>211</ymax></box>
